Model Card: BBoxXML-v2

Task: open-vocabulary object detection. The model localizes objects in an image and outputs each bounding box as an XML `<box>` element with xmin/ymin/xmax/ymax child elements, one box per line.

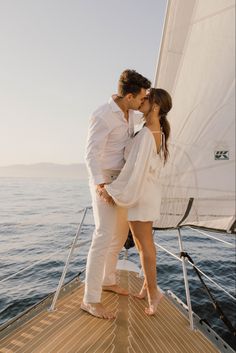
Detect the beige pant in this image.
<box><xmin>83</xmin><ymin>170</ymin><xmax>129</xmax><ymax>303</ymax></box>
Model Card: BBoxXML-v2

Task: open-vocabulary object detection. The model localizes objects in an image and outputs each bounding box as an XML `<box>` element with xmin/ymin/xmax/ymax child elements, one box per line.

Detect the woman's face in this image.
<box><xmin>139</xmin><ymin>96</ymin><xmax>151</xmax><ymax>115</ymax></box>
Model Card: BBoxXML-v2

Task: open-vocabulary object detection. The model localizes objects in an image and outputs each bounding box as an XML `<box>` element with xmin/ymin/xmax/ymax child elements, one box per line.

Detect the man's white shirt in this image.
<box><xmin>85</xmin><ymin>96</ymin><xmax>143</xmax><ymax>185</ymax></box>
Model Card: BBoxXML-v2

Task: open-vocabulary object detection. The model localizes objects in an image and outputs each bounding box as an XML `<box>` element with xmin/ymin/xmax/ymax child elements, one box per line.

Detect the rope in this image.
<box><xmin>0</xmin><ymin>207</ymin><xmax>92</xmax><ymax>284</ymax></box>
<box><xmin>154</xmin><ymin>242</ymin><xmax>181</xmax><ymax>262</ymax></box>
<box><xmin>186</xmin><ymin>226</ymin><xmax>234</xmax><ymax>247</ymax></box>
<box><xmin>0</xmin><ymin>238</ymin><xmax>89</xmax><ymax>284</ymax></box>
<box><xmin>154</xmin><ymin>236</ymin><xmax>235</xmax><ymax>301</ymax></box>
<box><xmin>154</xmin><ymin>244</ymin><xmax>235</xmax><ymax>302</ymax></box>
<box><xmin>181</xmin><ymin>251</ymin><xmax>236</xmax><ymax>336</ymax></box>
<box><xmin>0</xmin><ymin>248</ymin><xmax>69</xmax><ymax>284</ymax></box>
<box><xmin>176</xmin><ymin>197</ymin><xmax>194</xmax><ymax>227</ymax></box>
<box><xmin>187</xmin><ymin>262</ymin><xmax>236</xmax><ymax>301</ymax></box>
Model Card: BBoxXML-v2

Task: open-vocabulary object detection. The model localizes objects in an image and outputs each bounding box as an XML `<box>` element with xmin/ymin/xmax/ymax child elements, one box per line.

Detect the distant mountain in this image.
<box><xmin>0</xmin><ymin>163</ymin><xmax>88</xmax><ymax>179</ymax></box>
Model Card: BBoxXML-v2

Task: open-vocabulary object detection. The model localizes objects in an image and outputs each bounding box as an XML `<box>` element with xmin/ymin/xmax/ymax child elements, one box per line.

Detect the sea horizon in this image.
<box><xmin>0</xmin><ymin>162</ymin><xmax>88</xmax><ymax>179</ymax></box>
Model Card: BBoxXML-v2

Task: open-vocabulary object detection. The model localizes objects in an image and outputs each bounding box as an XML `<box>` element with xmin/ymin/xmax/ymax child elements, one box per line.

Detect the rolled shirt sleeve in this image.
<box><xmin>85</xmin><ymin>114</ymin><xmax>110</xmax><ymax>185</ymax></box>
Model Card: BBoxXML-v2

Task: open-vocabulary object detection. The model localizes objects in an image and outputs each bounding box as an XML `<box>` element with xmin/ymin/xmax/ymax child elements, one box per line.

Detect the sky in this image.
<box><xmin>0</xmin><ymin>0</ymin><xmax>167</xmax><ymax>166</ymax></box>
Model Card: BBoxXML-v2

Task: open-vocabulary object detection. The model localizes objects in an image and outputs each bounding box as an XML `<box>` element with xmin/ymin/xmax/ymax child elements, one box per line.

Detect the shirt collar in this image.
<box><xmin>109</xmin><ymin>95</ymin><xmax>123</xmax><ymax>113</ymax></box>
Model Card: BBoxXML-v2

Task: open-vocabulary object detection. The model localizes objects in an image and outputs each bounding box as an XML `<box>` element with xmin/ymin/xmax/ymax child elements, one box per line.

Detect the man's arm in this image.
<box><xmin>85</xmin><ymin>114</ymin><xmax>110</xmax><ymax>186</ymax></box>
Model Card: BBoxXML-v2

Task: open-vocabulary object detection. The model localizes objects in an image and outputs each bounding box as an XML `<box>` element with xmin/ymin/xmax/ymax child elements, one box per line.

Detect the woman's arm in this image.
<box><xmin>105</xmin><ymin>129</ymin><xmax>153</xmax><ymax>207</ymax></box>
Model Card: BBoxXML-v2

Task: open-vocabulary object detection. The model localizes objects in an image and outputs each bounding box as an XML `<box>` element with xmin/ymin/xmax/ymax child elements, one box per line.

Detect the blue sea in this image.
<box><xmin>0</xmin><ymin>177</ymin><xmax>235</xmax><ymax>349</ymax></box>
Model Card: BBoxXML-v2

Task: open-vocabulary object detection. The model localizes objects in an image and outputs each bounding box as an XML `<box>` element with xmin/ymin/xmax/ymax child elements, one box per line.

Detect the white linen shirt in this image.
<box><xmin>85</xmin><ymin>96</ymin><xmax>142</xmax><ymax>185</ymax></box>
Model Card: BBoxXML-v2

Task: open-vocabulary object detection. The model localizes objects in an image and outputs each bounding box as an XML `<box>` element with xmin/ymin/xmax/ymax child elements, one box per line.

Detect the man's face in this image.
<box><xmin>139</xmin><ymin>95</ymin><xmax>151</xmax><ymax>115</ymax></box>
<box><xmin>128</xmin><ymin>88</ymin><xmax>147</xmax><ymax>110</ymax></box>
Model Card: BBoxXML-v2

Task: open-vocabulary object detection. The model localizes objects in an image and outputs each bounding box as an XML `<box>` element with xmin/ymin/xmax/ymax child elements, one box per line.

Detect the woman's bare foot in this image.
<box><xmin>102</xmin><ymin>284</ymin><xmax>129</xmax><ymax>296</ymax></box>
<box><xmin>132</xmin><ymin>281</ymin><xmax>147</xmax><ymax>299</ymax></box>
<box><xmin>80</xmin><ymin>302</ymin><xmax>116</xmax><ymax>319</ymax></box>
<box><xmin>132</xmin><ymin>287</ymin><xmax>147</xmax><ymax>299</ymax></box>
<box><xmin>145</xmin><ymin>291</ymin><xmax>164</xmax><ymax>316</ymax></box>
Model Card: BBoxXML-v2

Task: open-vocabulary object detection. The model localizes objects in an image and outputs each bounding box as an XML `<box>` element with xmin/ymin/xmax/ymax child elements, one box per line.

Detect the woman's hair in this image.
<box><xmin>148</xmin><ymin>88</ymin><xmax>172</xmax><ymax>163</ymax></box>
<box><xmin>118</xmin><ymin>69</ymin><xmax>151</xmax><ymax>97</ymax></box>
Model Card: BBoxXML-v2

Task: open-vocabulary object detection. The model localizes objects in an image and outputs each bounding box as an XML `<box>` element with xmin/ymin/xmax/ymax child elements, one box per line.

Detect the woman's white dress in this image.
<box><xmin>105</xmin><ymin>127</ymin><xmax>164</xmax><ymax>221</ymax></box>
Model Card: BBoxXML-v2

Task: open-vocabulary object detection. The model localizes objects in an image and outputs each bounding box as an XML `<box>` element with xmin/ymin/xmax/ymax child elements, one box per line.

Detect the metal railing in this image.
<box><xmin>153</xmin><ymin>226</ymin><xmax>236</xmax><ymax>332</ymax></box>
<box><xmin>153</xmin><ymin>227</ymin><xmax>194</xmax><ymax>330</ymax></box>
<box><xmin>0</xmin><ymin>205</ymin><xmax>92</xmax><ymax>322</ymax></box>
<box><xmin>155</xmin><ymin>241</ymin><xmax>236</xmax><ymax>302</ymax></box>
<box><xmin>178</xmin><ymin>227</ymin><xmax>194</xmax><ymax>330</ymax></box>
<box><xmin>49</xmin><ymin>207</ymin><xmax>89</xmax><ymax>311</ymax></box>
<box><xmin>0</xmin><ymin>208</ymin><xmax>91</xmax><ymax>286</ymax></box>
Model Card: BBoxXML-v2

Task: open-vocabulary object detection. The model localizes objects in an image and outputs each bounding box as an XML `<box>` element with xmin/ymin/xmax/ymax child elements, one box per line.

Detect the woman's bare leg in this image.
<box><xmin>129</xmin><ymin>221</ymin><xmax>163</xmax><ymax>315</ymax></box>
<box><xmin>131</xmin><ymin>235</ymin><xmax>147</xmax><ymax>299</ymax></box>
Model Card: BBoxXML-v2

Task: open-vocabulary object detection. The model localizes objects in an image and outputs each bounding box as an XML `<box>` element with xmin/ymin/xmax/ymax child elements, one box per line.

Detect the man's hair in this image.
<box><xmin>118</xmin><ymin>69</ymin><xmax>151</xmax><ymax>97</ymax></box>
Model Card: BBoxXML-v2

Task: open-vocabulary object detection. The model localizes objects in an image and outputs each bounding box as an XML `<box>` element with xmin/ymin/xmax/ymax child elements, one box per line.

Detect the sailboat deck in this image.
<box><xmin>0</xmin><ymin>270</ymin><xmax>221</xmax><ymax>353</ymax></box>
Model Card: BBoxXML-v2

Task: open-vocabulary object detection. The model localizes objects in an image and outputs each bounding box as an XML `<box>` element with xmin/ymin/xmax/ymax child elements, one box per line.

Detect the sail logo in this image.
<box><xmin>214</xmin><ymin>151</ymin><xmax>229</xmax><ymax>160</ymax></box>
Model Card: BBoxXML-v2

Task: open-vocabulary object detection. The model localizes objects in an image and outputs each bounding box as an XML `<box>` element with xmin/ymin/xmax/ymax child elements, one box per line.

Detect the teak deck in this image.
<box><xmin>0</xmin><ymin>270</ymin><xmax>223</xmax><ymax>353</ymax></box>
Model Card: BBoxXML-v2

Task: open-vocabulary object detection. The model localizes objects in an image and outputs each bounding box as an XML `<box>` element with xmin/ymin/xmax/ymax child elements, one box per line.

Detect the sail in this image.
<box><xmin>154</xmin><ymin>0</ymin><xmax>235</xmax><ymax>232</ymax></box>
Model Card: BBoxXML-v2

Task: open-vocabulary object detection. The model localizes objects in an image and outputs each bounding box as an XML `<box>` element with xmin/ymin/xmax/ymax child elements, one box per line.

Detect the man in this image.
<box><xmin>81</xmin><ymin>69</ymin><xmax>151</xmax><ymax>319</ymax></box>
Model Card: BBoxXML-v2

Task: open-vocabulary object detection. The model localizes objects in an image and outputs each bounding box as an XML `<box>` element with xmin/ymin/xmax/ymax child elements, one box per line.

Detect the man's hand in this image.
<box><xmin>101</xmin><ymin>188</ymin><xmax>115</xmax><ymax>205</ymax></box>
<box><xmin>95</xmin><ymin>184</ymin><xmax>106</xmax><ymax>196</ymax></box>
<box><xmin>96</xmin><ymin>184</ymin><xmax>115</xmax><ymax>205</ymax></box>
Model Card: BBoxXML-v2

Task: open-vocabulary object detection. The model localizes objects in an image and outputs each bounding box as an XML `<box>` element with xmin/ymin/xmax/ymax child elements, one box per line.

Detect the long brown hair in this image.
<box><xmin>148</xmin><ymin>88</ymin><xmax>172</xmax><ymax>163</ymax></box>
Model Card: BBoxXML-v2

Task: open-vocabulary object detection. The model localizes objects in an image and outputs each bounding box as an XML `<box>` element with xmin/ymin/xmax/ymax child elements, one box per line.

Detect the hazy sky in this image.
<box><xmin>0</xmin><ymin>0</ymin><xmax>167</xmax><ymax>166</ymax></box>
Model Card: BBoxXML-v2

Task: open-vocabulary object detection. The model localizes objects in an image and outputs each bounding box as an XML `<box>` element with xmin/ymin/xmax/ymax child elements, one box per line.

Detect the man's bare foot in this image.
<box><xmin>80</xmin><ymin>302</ymin><xmax>116</xmax><ymax>319</ymax></box>
<box><xmin>145</xmin><ymin>292</ymin><xmax>164</xmax><ymax>316</ymax></box>
<box><xmin>102</xmin><ymin>284</ymin><xmax>129</xmax><ymax>296</ymax></box>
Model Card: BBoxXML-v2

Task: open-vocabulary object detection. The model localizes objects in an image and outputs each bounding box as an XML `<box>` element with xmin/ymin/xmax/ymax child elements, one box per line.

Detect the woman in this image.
<box><xmin>102</xmin><ymin>88</ymin><xmax>172</xmax><ymax>315</ymax></box>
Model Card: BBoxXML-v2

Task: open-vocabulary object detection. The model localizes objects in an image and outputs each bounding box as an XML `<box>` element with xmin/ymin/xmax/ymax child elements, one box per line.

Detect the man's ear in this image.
<box><xmin>125</xmin><ymin>93</ymin><xmax>133</xmax><ymax>101</ymax></box>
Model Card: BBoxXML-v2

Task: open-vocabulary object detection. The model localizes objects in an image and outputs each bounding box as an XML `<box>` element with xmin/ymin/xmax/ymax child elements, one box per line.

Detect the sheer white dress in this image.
<box><xmin>105</xmin><ymin>126</ymin><xmax>164</xmax><ymax>221</ymax></box>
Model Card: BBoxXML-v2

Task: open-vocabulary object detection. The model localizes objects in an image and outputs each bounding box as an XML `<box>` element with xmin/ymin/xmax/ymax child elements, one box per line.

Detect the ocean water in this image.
<box><xmin>0</xmin><ymin>177</ymin><xmax>235</xmax><ymax>350</ymax></box>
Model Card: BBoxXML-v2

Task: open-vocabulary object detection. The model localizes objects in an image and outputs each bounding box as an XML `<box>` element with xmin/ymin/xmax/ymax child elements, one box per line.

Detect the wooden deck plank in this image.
<box><xmin>22</xmin><ymin>292</ymin><xmax>117</xmax><ymax>353</ymax></box>
<box><xmin>128</xmin><ymin>272</ymin><xmax>219</xmax><ymax>353</ymax></box>
<box><xmin>0</xmin><ymin>270</ymin><xmax>222</xmax><ymax>353</ymax></box>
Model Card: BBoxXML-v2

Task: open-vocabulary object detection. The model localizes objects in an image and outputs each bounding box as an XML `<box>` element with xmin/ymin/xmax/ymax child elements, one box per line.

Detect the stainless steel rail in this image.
<box><xmin>49</xmin><ymin>207</ymin><xmax>89</xmax><ymax>311</ymax></box>
<box><xmin>154</xmin><ymin>227</ymin><xmax>236</xmax><ymax>331</ymax></box>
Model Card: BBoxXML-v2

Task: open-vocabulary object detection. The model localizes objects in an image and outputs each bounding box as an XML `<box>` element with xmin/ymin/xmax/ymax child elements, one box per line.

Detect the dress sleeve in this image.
<box><xmin>105</xmin><ymin>129</ymin><xmax>153</xmax><ymax>207</ymax></box>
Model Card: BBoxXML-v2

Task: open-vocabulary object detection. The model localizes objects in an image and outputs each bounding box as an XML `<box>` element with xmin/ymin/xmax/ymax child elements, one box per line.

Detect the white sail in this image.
<box><xmin>154</xmin><ymin>0</ymin><xmax>235</xmax><ymax>232</ymax></box>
